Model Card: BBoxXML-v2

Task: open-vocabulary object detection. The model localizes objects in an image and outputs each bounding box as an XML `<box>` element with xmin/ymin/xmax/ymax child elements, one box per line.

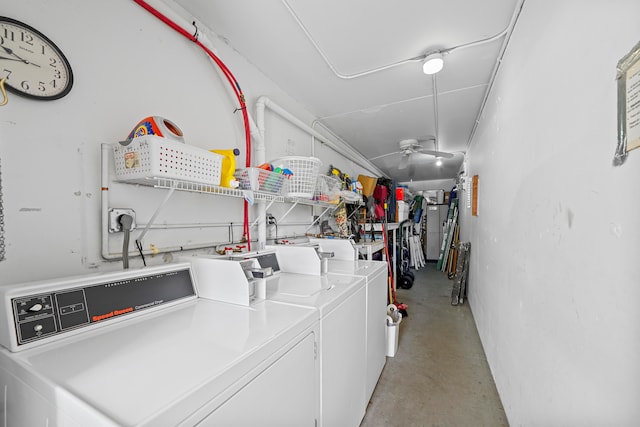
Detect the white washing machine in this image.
<box><xmin>0</xmin><ymin>263</ymin><xmax>319</xmax><ymax>427</ymax></box>
<box><xmin>233</xmin><ymin>249</ymin><xmax>367</xmax><ymax>427</ymax></box>
<box><xmin>308</xmin><ymin>238</ymin><xmax>389</xmax><ymax>404</ymax></box>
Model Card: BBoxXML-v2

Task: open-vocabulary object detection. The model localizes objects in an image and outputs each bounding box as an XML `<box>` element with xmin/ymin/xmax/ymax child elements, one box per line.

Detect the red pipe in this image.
<box><xmin>133</xmin><ymin>0</ymin><xmax>251</xmax><ymax>249</ymax></box>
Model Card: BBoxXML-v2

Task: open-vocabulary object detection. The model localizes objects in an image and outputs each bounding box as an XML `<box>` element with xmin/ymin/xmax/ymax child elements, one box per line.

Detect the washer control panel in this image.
<box><xmin>14</xmin><ymin>294</ymin><xmax>58</xmax><ymax>343</ymax></box>
<box><xmin>5</xmin><ymin>266</ymin><xmax>196</xmax><ymax>350</ymax></box>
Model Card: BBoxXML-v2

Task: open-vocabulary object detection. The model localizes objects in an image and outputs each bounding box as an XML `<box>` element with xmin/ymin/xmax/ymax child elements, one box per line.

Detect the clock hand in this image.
<box><xmin>0</xmin><ymin>46</ymin><xmax>41</xmax><ymax>67</ymax></box>
<box><xmin>0</xmin><ymin>45</ymin><xmax>25</xmax><ymax>60</ymax></box>
<box><xmin>0</xmin><ymin>56</ymin><xmax>24</xmax><ymax>62</ymax></box>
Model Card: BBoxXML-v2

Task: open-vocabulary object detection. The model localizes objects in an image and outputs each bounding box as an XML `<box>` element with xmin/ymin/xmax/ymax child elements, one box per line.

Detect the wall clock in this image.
<box><xmin>0</xmin><ymin>16</ymin><xmax>73</xmax><ymax>101</ymax></box>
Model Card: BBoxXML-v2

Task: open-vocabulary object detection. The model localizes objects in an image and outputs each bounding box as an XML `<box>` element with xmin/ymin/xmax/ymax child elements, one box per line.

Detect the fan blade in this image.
<box><xmin>416</xmin><ymin>150</ymin><xmax>454</xmax><ymax>159</ymax></box>
<box><xmin>397</xmin><ymin>154</ymin><xmax>411</xmax><ymax>170</ymax></box>
<box><xmin>368</xmin><ymin>150</ymin><xmax>402</xmax><ymax>161</ymax></box>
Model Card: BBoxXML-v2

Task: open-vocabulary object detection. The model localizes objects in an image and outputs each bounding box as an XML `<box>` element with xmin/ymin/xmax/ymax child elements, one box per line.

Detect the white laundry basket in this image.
<box><xmin>272</xmin><ymin>156</ymin><xmax>321</xmax><ymax>198</ymax></box>
<box><xmin>113</xmin><ymin>136</ymin><xmax>223</xmax><ymax>185</ymax></box>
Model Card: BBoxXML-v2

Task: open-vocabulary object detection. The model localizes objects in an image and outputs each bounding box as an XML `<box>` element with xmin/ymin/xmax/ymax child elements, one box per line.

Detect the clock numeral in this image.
<box><xmin>37</xmin><ymin>81</ymin><xmax>46</xmax><ymax>92</ymax></box>
<box><xmin>21</xmin><ymin>32</ymin><xmax>34</xmax><ymax>46</ymax></box>
<box><xmin>20</xmin><ymin>80</ymin><xmax>30</xmax><ymax>91</ymax></box>
<box><xmin>53</xmin><ymin>69</ymin><xmax>61</xmax><ymax>79</ymax></box>
<box><xmin>2</xmin><ymin>28</ymin><xmax>14</xmax><ymax>42</ymax></box>
<box><xmin>49</xmin><ymin>79</ymin><xmax>57</xmax><ymax>89</ymax></box>
<box><xmin>49</xmin><ymin>57</ymin><xmax>58</xmax><ymax>68</ymax></box>
<box><xmin>1</xmin><ymin>69</ymin><xmax>11</xmax><ymax>79</ymax></box>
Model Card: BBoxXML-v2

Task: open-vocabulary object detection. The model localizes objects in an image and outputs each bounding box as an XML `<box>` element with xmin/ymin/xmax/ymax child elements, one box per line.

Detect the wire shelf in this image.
<box><xmin>115</xmin><ymin>175</ymin><xmax>346</xmax><ymax>209</ymax></box>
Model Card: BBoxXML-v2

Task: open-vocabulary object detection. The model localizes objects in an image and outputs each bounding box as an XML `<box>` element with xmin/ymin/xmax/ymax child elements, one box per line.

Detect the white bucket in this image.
<box><xmin>386</xmin><ymin>321</ymin><xmax>399</xmax><ymax>357</ymax></box>
<box><xmin>385</xmin><ymin>310</ymin><xmax>402</xmax><ymax>357</ymax></box>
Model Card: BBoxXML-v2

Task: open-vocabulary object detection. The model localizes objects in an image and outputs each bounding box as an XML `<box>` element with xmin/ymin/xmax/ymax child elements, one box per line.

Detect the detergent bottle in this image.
<box><xmin>210</xmin><ymin>148</ymin><xmax>240</xmax><ymax>188</ymax></box>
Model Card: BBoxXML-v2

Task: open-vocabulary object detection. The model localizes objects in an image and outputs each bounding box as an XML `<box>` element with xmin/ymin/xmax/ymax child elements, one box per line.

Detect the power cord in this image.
<box><xmin>119</xmin><ymin>214</ymin><xmax>134</xmax><ymax>269</ymax></box>
<box><xmin>267</xmin><ymin>214</ymin><xmax>278</xmax><ymax>240</ymax></box>
<box><xmin>136</xmin><ymin>240</ymin><xmax>146</xmax><ymax>267</ymax></box>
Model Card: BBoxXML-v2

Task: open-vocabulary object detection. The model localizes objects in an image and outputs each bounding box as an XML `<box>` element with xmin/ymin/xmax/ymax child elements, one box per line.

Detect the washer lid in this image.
<box><xmin>327</xmin><ymin>259</ymin><xmax>387</xmax><ymax>277</ymax></box>
<box><xmin>4</xmin><ymin>299</ymin><xmax>317</xmax><ymax>426</ymax></box>
<box><xmin>266</xmin><ymin>273</ymin><xmax>364</xmax><ymax>315</ymax></box>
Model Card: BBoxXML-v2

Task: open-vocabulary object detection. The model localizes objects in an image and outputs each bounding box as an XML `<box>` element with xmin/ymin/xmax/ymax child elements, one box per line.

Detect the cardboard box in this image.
<box><xmin>357</xmin><ymin>174</ymin><xmax>378</xmax><ymax>197</ymax></box>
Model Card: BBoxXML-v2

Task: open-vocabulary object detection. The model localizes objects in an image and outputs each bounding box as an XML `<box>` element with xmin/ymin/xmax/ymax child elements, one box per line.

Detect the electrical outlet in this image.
<box><xmin>109</xmin><ymin>208</ymin><xmax>136</xmax><ymax>233</ymax></box>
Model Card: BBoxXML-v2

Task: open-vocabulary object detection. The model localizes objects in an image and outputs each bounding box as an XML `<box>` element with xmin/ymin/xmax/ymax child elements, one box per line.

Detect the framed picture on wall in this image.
<box><xmin>613</xmin><ymin>41</ymin><xmax>640</xmax><ymax>165</ymax></box>
<box><xmin>472</xmin><ymin>175</ymin><xmax>479</xmax><ymax>216</ymax></box>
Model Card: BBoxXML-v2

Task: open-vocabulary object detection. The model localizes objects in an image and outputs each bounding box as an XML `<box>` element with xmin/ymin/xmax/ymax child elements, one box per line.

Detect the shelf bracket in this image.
<box><xmin>252</xmin><ymin>198</ymin><xmax>278</xmax><ymax>228</ymax></box>
<box><xmin>136</xmin><ymin>183</ymin><xmax>177</xmax><ymax>246</ymax></box>
<box><xmin>279</xmin><ymin>200</ymin><xmax>300</xmax><ymax>223</ymax></box>
<box><xmin>304</xmin><ymin>206</ymin><xmax>333</xmax><ymax>232</ymax></box>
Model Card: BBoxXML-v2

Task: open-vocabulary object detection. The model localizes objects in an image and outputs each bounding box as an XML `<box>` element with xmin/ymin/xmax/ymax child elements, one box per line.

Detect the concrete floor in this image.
<box><xmin>360</xmin><ymin>263</ymin><xmax>509</xmax><ymax>427</ymax></box>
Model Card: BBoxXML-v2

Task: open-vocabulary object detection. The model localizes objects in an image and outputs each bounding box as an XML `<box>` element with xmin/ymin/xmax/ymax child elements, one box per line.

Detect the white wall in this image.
<box><xmin>460</xmin><ymin>1</ymin><xmax>640</xmax><ymax>425</ymax></box>
<box><xmin>0</xmin><ymin>0</ymin><xmax>373</xmax><ymax>285</ymax></box>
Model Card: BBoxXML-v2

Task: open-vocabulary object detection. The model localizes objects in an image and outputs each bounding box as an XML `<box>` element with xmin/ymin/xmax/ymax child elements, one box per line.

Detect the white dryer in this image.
<box><xmin>310</xmin><ymin>239</ymin><xmax>388</xmax><ymax>402</ymax></box>
<box><xmin>234</xmin><ymin>249</ymin><xmax>367</xmax><ymax>427</ymax></box>
<box><xmin>0</xmin><ymin>263</ymin><xmax>319</xmax><ymax>426</ymax></box>
<box><xmin>293</xmin><ymin>239</ymin><xmax>389</xmax><ymax>404</ymax></box>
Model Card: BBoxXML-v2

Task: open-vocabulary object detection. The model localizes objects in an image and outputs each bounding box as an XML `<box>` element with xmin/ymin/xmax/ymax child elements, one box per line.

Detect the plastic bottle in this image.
<box><xmin>210</xmin><ymin>148</ymin><xmax>240</xmax><ymax>188</ymax></box>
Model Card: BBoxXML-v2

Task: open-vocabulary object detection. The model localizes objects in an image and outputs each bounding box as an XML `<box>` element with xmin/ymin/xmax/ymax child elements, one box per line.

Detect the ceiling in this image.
<box><xmin>174</xmin><ymin>0</ymin><xmax>523</xmax><ymax>183</ymax></box>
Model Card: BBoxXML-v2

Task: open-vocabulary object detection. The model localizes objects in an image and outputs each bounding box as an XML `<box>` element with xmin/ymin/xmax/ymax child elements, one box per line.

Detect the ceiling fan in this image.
<box><xmin>368</xmin><ymin>138</ymin><xmax>454</xmax><ymax>170</ymax></box>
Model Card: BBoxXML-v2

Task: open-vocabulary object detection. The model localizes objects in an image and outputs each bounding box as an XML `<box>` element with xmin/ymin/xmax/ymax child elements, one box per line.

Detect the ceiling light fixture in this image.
<box><xmin>422</xmin><ymin>52</ymin><xmax>444</xmax><ymax>75</ymax></box>
<box><xmin>435</xmin><ymin>157</ymin><xmax>443</xmax><ymax>167</ymax></box>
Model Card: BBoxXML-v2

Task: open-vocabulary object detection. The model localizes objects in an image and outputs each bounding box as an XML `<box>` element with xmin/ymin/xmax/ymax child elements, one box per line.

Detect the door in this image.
<box><xmin>321</xmin><ymin>285</ymin><xmax>367</xmax><ymax>427</ymax></box>
<box><xmin>198</xmin><ymin>332</ymin><xmax>317</xmax><ymax>427</ymax></box>
<box><xmin>365</xmin><ymin>268</ymin><xmax>387</xmax><ymax>403</ymax></box>
<box><xmin>425</xmin><ymin>205</ymin><xmax>447</xmax><ymax>260</ymax></box>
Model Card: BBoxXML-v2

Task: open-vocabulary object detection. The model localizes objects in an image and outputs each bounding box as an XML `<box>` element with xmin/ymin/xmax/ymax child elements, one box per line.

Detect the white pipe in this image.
<box><xmin>140</xmin><ymin>0</ymin><xmax>194</xmax><ymax>33</ymax></box>
<box><xmin>310</xmin><ymin>119</ymin><xmax>384</xmax><ymax>177</ymax></box>
<box><xmin>432</xmin><ymin>75</ymin><xmax>440</xmax><ymax>151</ymax></box>
<box><xmin>467</xmin><ymin>0</ymin><xmax>526</xmax><ymax>148</ymax></box>
<box><xmin>101</xmin><ymin>143</ymin><xmax>112</xmax><ymax>260</ymax></box>
<box><xmin>256</xmin><ymin>96</ymin><xmax>386</xmax><ymax>177</ymax></box>
<box><xmin>253</xmin><ymin>100</ymin><xmax>268</xmax><ymax>249</ymax></box>
<box><xmin>138</xmin><ymin>221</ymin><xmax>240</xmax><ymax>229</ymax></box>
<box><xmin>442</xmin><ymin>27</ymin><xmax>509</xmax><ymax>55</ymax></box>
<box><xmin>280</xmin><ymin>0</ymin><xmax>421</xmax><ymax>79</ymax></box>
<box><xmin>255</xmin><ymin>96</ymin><xmax>386</xmax><ymax>249</ymax></box>
<box><xmin>281</xmin><ymin>0</ymin><xmax>511</xmax><ymax>80</ymax></box>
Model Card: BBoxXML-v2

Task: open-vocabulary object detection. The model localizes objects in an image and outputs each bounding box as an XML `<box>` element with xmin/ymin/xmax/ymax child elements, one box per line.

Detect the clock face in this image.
<box><xmin>0</xmin><ymin>17</ymin><xmax>73</xmax><ymax>100</ymax></box>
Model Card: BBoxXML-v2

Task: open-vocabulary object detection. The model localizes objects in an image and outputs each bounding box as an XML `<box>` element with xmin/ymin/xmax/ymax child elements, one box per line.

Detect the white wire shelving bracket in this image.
<box><xmin>119</xmin><ymin>177</ymin><xmax>345</xmax><ymax>246</ymax></box>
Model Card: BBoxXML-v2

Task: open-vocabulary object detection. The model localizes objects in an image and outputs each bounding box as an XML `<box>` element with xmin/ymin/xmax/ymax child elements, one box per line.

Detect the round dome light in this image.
<box><xmin>423</xmin><ymin>53</ymin><xmax>444</xmax><ymax>75</ymax></box>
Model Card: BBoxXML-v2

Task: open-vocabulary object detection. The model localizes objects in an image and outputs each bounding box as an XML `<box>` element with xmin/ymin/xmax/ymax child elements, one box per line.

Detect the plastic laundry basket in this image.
<box><xmin>271</xmin><ymin>156</ymin><xmax>321</xmax><ymax>198</ymax></box>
